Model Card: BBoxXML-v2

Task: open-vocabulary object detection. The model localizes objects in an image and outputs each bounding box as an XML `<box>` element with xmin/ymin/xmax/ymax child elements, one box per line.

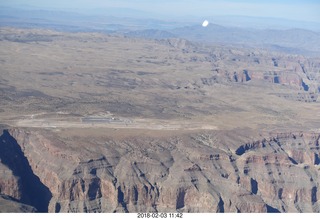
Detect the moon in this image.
<box><xmin>202</xmin><ymin>20</ymin><xmax>209</xmax><ymax>27</ymax></box>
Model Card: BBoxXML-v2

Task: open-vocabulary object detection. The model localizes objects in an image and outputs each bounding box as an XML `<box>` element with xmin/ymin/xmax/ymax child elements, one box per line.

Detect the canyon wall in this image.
<box><xmin>0</xmin><ymin>129</ymin><xmax>319</xmax><ymax>213</ymax></box>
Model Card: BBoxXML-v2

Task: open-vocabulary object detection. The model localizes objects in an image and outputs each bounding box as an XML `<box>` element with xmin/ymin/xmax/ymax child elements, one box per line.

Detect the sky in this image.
<box><xmin>2</xmin><ymin>0</ymin><xmax>320</xmax><ymax>22</ymax></box>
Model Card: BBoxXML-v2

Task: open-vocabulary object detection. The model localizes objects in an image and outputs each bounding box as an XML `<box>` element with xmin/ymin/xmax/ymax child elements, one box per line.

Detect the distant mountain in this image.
<box><xmin>204</xmin><ymin>15</ymin><xmax>320</xmax><ymax>32</ymax></box>
<box><xmin>1</xmin><ymin>6</ymin><xmax>319</xmax><ymax>56</ymax></box>
<box><xmin>0</xmin><ymin>7</ymin><xmax>182</xmax><ymax>32</ymax></box>
<box><xmin>122</xmin><ymin>24</ymin><xmax>320</xmax><ymax>56</ymax></box>
<box><xmin>124</xmin><ymin>29</ymin><xmax>176</xmax><ymax>39</ymax></box>
<box><xmin>170</xmin><ymin>25</ymin><xmax>320</xmax><ymax>56</ymax></box>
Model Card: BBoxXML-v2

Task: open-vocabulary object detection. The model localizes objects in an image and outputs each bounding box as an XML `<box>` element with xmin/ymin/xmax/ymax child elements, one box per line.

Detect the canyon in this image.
<box><xmin>0</xmin><ymin>27</ymin><xmax>320</xmax><ymax>213</ymax></box>
<box><xmin>1</xmin><ymin>128</ymin><xmax>319</xmax><ymax>212</ymax></box>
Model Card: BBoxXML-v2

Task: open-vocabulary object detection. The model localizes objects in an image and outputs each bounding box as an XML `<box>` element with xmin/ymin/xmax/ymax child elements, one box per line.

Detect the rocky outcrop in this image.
<box><xmin>197</xmin><ymin>50</ymin><xmax>320</xmax><ymax>97</ymax></box>
<box><xmin>0</xmin><ymin>130</ymin><xmax>53</xmax><ymax>212</ymax></box>
<box><xmin>0</xmin><ymin>129</ymin><xmax>319</xmax><ymax>213</ymax></box>
<box><xmin>0</xmin><ymin>194</ymin><xmax>37</xmax><ymax>213</ymax></box>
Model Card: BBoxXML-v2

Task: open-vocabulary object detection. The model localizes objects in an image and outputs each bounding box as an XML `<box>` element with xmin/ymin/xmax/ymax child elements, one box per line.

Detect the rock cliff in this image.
<box><xmin>0</xmin><ymin>129</ymin><xmax>319</xmax><ymax>212</ymax></box>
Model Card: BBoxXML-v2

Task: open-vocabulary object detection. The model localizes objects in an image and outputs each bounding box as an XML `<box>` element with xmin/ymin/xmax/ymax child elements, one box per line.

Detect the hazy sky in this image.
<box><xmin>2</xmin><ymin>0</ymin><xmax>320</xmax><ymax>22</ymax></box>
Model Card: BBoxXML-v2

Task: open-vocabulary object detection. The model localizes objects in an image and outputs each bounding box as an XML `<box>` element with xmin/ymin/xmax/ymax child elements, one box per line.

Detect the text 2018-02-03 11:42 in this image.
<box><xmin>137</xmin><ymin>213</ymin><xmax>183</xmax><ymax>218</ymax></box>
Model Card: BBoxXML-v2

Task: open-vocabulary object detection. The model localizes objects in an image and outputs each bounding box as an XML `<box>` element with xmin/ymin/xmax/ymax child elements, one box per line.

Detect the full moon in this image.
<box><xmin>202</xmin><ymin>20</ymin><xmax>209</xmax><ymax>27</ymax></box>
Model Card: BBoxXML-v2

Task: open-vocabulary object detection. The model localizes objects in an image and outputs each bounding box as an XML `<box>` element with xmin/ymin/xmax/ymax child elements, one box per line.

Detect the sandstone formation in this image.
<box><xmin>1</xmin><ymin>129</ymin><xmax>319</xmax><ymax>213</ymax></box>
<box><xmin>0</xmin><ymin>28</ymin><xmax>320</xmax><ymax>213</ymax></box>
<box><xmin>0</xmin><ymin>195</ymin><xmax>36</xmax><ymax>213</ymax></box>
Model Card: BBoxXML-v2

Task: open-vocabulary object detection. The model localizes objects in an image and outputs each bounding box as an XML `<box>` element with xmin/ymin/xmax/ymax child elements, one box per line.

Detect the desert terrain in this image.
<box><xmin>0</xmin><ymin>24</ymin><xmax>320</xmax><ymax>213</ymax></box>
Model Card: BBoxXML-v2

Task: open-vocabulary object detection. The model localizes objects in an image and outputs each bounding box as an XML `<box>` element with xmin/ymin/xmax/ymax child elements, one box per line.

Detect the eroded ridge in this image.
<box><xmin>0</xmin><ymin>129</ymin><xmax>319</xmax><ymax>212</ymax></box>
